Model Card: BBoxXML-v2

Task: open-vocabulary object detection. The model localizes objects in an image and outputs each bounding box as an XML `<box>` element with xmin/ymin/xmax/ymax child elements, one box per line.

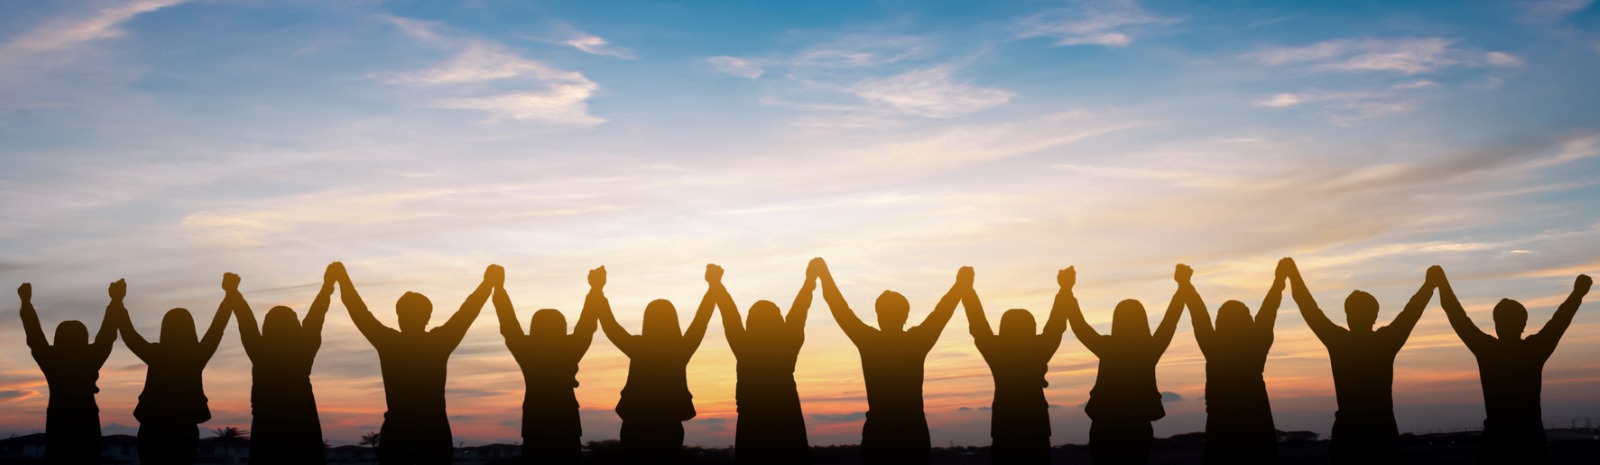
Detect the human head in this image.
<box><xmin>396</xmin><ymin>292</ymin><xmax>433</xmax><ymax>333</ymax></box>
<box><xmin>530</xmin><ymin>309</ymin><xmax>568</xmax><ymax>339</ymax></box>
<box><xmin>1493</xmin><ymin>298</ymin><xmax>1527</xmax><ymax>340</ymax></box>
<box><xmin>875</xmin><ymin>291</ymin><xmax>910</xmax><ymax>331</ymax></box>
<box><xmin>643</xmin><ymin>299</ymin><xmax>681</xmax><ymax>338</ymax></box>
<box><xmin>1343</xmin><ymin>291</ymin><xmax>1379</xmax><ymax>332</ymax></box>
<box><xmin>999</xmin><ymin>309</ymin><xmax>1037</xmax><ymax>338</ymax></box>
<box><xmin>160</xmin><ymin>308</ymin><xmax>198</xmax><ymax>346</ymax></box>
<box><xmin>746</xmin><ymin>300</ymin><xmax>785</xmax><ymax>335</ymax></box>
<box><xmin>1112</xmin><ymin>299</ymin><xmax>1151</xmax><ymax>340</ymax></box>
<box><xmin>261</xmin><ymin>306</ymin><xmax>302</xmax><ymax>342</ymax></box>
<box><xmin>53</xmin><ymin>320</ymin><xmax>89</xmax><ymax>348</ymax></box>
<box><xmin>1215</xmin><ymin>300</ymin><xmax>1254</xmax><ymax>336</ymax></box>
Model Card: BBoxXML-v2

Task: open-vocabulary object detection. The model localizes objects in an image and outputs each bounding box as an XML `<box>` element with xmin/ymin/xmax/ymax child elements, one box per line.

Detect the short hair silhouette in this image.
<box><xmin>1437</xmin><ymin>268</ymin><xmax>1590</xmax><ymax>464</ymax></box>
<box><xmin>226</xmin><ymin>266</ymin><xmax>335</xmax><ymax>464</ymax></box>
<box><xmin>19</xmin><ymin>281</ymin><xmax>121</xmax><ymax>465</ymax></box>
<box><xmin>1181</xmin><ymin>261</ymin><xmax>1287</xmax><ymax>464</ymax></box>
<box><xmin>1288</xmin><ymin>259</ymin><xmax>1434</xmax><ymax>464</ymax></box>
<box><xmin>116</xmin><ymin>277</ymin><xmax>233</xmax><ymax>465</ymax></box>
<box><xmin>1065</xmin><ymin>265</ymin><xmax>1188</xmax><ymax>465</ymax></box>
<box><xmin>493</xmin><ymin>266</ymin><xmax>602</xmax><ymax>465</ymax></box>
<box><xmin>596</xmin><ymin>265</ymin><xmax>720</xmax><ymax>464</ymax></box>
<box><xmin>961</xmin><ymin>267</ymin><xmax>1074</xmax><ymax>465</ymax></box>
<box><xmin>710</xmin><ymin>260</ymin><xmax>818</xmax><ymax>464</ymax></box>
<box><xmin>816</xmin><ymin>259</ymin><xmax>966</xmax><ymax>464</ymax></box>
<box><xmin>339</xmin><ymin>263</ymin><xmax>496</xmax><ymax>465</ymax></box>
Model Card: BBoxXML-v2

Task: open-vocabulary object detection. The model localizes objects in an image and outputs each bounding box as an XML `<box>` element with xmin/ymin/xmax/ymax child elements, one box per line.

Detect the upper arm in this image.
<box><xmin>198</xmin><ymin>297</ymin><xmax>234</xmax><ymax>361</ymax></box>
<box><xmin>715</xmin><ymin>286</ymin><xmax>745</xmax><ymax>349</ymax></box>
<box><xmin>436</xmin><ymin>283</ymin><xmax>492</xmax><ymax>350</ymax></box>
<box><xmin>1529</xmin><ymin>280</ymin><xmax>1588</xmax><ymax>356</ymax></box>
<box><xmin>819</xmin><ymin>273</ymin><xmax>871</xmax><ymax>341</ymax></box>
<box><xmin>963</xmin><ymin>289</ymin><xmax>993</xmax><ymax>341</ymax></box>
<box><xmin>1381</xmin><ymin>278</ymin><xmax>1434</xmax><ymax>347</ymax></box>
<box><xmin>116</xmin><ymin>303</ymin><xmax>154</xmax><ymax>360</ymax></box>
<box><xmin>786</xmin><ymin>279</ymin><xmax>814</xmax><ymax>335</ymax></box>
<box><xmin>339</xmin><ymin>276</ymin><xmax>389</xmax><ymax>340</ymax></box>
<box><xmin>1152</xmin><ymin>289</ymin><xmax>1186</xmax><ymax>355</ymax></box>
<box><xmin>1438</xmin><ymin>281</ymin><xmax>1494</xmax><ymax>351</ymax></box>
<box><xmin>20</xmin><ymin>300</ymin><xmax>47</xmax><ymax>350</ymax></box>
<box><xmin>1066</xmin><ymin>303</ymin><xmax>1106</xmax><ymax>356</ymax></box>
<box><xmin>911</xmin><ymin>283</ymin><xmax>963</xmax><ymax>347</ymax></box>
<box><xmin>682</xmin><ymin>289</ymin><xmax>718</xmax><ymax>355</ymax></box>
<box><xmin>230</xmin><ymin>292</ymin><xmax>262</xmax><ymax>358</ymax></box>
<box><xmin>494</xmin><ymin>287</ymin><xmax>524</xmax><ymax>340</ymax></box>
<box><xmin>1256</xmin><ymin>276</ymin><xmax>1285</xmax><ymax>342</ymax></box>
<box><xmin>1184</xmin><ymin>285</ymin><xmax>1214</xmax><ymax>351</ymax></box>
<box><xmin>594</xmin><ymin>294</ymin><xmax>638</xmax><ymax>355</ymax></box>
<box><xmin>91</xmin><ymin>303</ymin><xmax>120</xmax><ymax>363</ymax></box>
<box><xmin>1289</xmin><ymin>269</ymin><xmax>1339</xmax><ymax>341</ymax></box>
<box><xmin>302</xmin><ymin>283</ymin><xmax>333</xmax><ymax>352</ymax></box>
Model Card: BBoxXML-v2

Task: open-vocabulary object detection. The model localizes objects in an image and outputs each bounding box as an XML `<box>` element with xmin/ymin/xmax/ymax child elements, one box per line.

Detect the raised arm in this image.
<box><xmin>682</xmin><ymin>264</ymin><xmax>722</xmax><ymax>356</ymax></box>
<box><xmin>1040</xmin><ymin>267</ymin><xmax>1076</xmax><ymax>351</ymax></box>
<box><xmin>963</xmin><ymin>277</ymin><xmax>993</xmax><ymax>341</ymax></box>
<box><xmin>1062</xmin><ymin>269</ymin><xmax>1106</xmax><ymax>356</ymax></box>
<box><xmin>787</xmin><ymin>259</ymin><xmax>822</xmax><ymax>334</ymax></box>
<box><xmin>494</xmin><ymin>286</ymin><xmax>522</xmax><ymax>341</ymax></box>
<box><xmin>911</xmin><ymin>266</ymin><xmax>970</xmax><ymax>345</ymax></box>
<box><xmin>1435</xmin><ymin>268</ymin><xmax>1494</xmax><ymax>352</ymax></box>
<box><xmin>1285</xmin><ymin>258</ymin><xmax>1340</xmax><ymax>341</ymax></box>
<box><xmin>1379</xmin><ymin>266</ymin><xmax>1436</xmax><ymax>345</ymax></box>
<box><xmin>1529</xmin><ymin>274</ymin><xmax>1591</xmax><ymax>355</ymax></box>
<box><xmin>570</xmin><ymin>270</ymin><xmax>602</xmax><ymax>357</ymax></box>
<box><xmin>89</xmin><ymin>285</ymin><xmax>121</xmax><ymax>365</ymax></box>
<box><xmin>303</xmin><ymin>264</ymin><xmax>336</xmax><ymax>353</ymax></box>
<box><xmin>1152</xmin><ymin>265</ymin><xmax>1189</xmax><ymax>356</ymax></box>
<box><xmin>815</xmin><ymin>259</ymin><xmax>872</xmax><ymax>342</ymax></box>
<box><xmin>1256</xmin><ymin>259</ymin><xmax>1289</xmax><ymax>342</ymax></box>
<box><xmin>225</xmin><ymin>273</ymin><xmax>261</xmax><ymax>358</ymax></box>
<box><xmin>112</xmin><ymin>280</ymin><xmax>154</xmax><ymax>360</ymax></box>
<box><xmin>1178</xmin><ymin>264</ymin><xmax>1214</xmax><ymax>351</ymax></box>
<box><xmin>18</xmin><ymin>283</ymin><xmax>47</xmax><ymax>351</ymax></box>
<box><xmin>590</xmin><ymin>267</ymin><xmax>638</xmax><ymax>354</ymax></box>
<box><xmin>435</xmin><ymin>264</ymin><xmax>498</xmax><ymax>350</ymax></box>
<box><xmin>197</xmin><ymin>274</ymin><xmax>236</xmax><ymax>361</ymax></box>
<box><xmin>335</xmin><ymin>263</ymin><xmax>391</xmax><ymax>341</ymax></box>
<box><xmin>713</xmin><ymin>265</ymin><xmax>744</xmax><ymax>350</ymax></box>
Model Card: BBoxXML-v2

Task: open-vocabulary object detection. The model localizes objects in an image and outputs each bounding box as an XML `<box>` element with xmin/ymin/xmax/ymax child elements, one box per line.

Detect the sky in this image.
<box><xmin>1</xmin><ymin>0</ymin><xmax>1599</xmax><ymax>448</ymax></box>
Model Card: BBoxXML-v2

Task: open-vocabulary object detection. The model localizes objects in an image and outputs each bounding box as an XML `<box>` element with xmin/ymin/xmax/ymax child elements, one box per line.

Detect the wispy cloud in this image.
<box><xmin>563</xmin><ymin>33</ymin><xmax>635</xmax><ymax>59</ymax></box>
<box><xmin>846</xmin><ymin>66</ymin><xmax>1013</xmax><ymax>118</ymax></box>
<box><xmin>1247</xmin><ymin>38</ymin><xmax>1521</xmax><ymax>75</ymax></box>
<box><xmin>707</xmin><ymin>56</ymin><xmax>764</xmax><ymax>79</ymax></box>
<box><xmin>1016</xmin><ymin>0</ymin><xmax>1175</xmax><ymax>47</ymax></box>
<box><xmin>0</xmin><ymin>0</ymin><xmax>184</xmax><ymax>65</ymax></box>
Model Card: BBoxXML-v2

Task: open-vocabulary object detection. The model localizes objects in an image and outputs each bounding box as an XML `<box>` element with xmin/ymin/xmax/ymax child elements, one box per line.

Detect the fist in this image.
<box><xmin>325</xmin><ymin>262</ymin><xmax>346</xmax><ymax>283</ymax></box>
<box><xmin>109</xmin><ymin>279</ymin><xmax>126</xmax><ymax>300</ymax></box>
<box><xmin>18</xmin><ymin>283</ymin><xmax>31</xmax><ymax>302</ymax></box>
<box><xmin>588</xmin><ymin>266</ymin><xmax>606</xmax><ymax>289</ymax></box>
<box><xmin>1058</xmin><ymin>267</ymin><xmax>1076</xmax><ymax>289</ymax></box>
<box><xmin>957</xmin><ymin>266</ymin><xmax>975</xmax><ymax>288</ymax></box>
<box><xmin>1276</xmin><ymin>258</ymin><xmax>1296</xmax><ymax>280</ymax></box>
<box><xmin>807</xmin><ymin>257</ymin><xmax>826</xmax><ymax>279</ymax></box>
<box><xmin>1175</xmin><ymin>264</ymin><xmax>1193</xmax><ymax>284</ymax></box>
<box><xmin>1577</xmin><ymin>274</ymin><xmax>1593</xmax><ymax>294</ymax></box>
<box><xmin>484</xmin><ymin>264</ymin><xmax>506</xmax><ymax>288</ymax></box>
<box><xmin>706</xmin><ymin>264</ymin><xmax>724</xmax><ymax>285</ymax></box>
<box><xmin>222</xmin><ymin>273</ymin><xmax>241</xmax><ymax>292</ymax></box>
<box><xmin>1426</xmin><ymin>265</ymin><xmax>1445</xmax><ymax>285</ymax></box>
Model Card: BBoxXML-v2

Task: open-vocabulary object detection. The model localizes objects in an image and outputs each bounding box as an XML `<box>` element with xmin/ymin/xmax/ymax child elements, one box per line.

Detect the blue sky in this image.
<box><xmin>1</xmin><ymin>0</ymin><xmax>1599</xmax><ymax>447</ymax></box>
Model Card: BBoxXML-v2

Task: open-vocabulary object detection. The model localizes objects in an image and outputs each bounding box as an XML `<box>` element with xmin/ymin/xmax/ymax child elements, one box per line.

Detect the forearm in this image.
<box><xmin>493</xmin><ymin>289</ymin><xmax>521</xmax><ymax>338</ymax></box>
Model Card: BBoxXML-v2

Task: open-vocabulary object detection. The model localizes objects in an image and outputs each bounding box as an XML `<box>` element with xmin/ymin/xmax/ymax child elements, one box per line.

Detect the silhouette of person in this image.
<box><xmin>814</xmin><ymin>259</ymin><xmax>966</xmax><ymax>465</ymax></box>
<box><xmin>1179</xmin><ymin>261</ymin><xmax>1285</xmax><ymax>465</ymax></box>
<box><xmin>1064</xmin><ymin>265</ymin><xmax>1186</xmax><ymax>465</ymax></box>
<box><xmin>339</xmin><ymin>264</ymin><xmax>499</xmax><ymax>465</ymax></box>
<box><xmin>1286</xmin><ymin>259</ymin><xmax>1435</xmax><ymax>465</ymax></box>
<box><xmin>960</xmin><ymin>267</ymin><xmax>1074</xmax><ymax>465</ymax></box>
<box><xmin>19</xmin><ymin>281</ymin><xmax>121</xmax><ymax>465</ymax></box>
<box><xmin>492</xmin><ymin>266</ymin><xmax>602</xmax><ymax>465</ymax></box>
<box><xmin>225</xmin><ymin>266</ymin><xmax>336</xmax><ymax>464</ymax></box>
<box><xmin>1436</xmin><ymin>268</ymin><xmax>1590</xmax><ymax>465</ymax></box>
<box><xmin>595</xmin><ymin>264</ymin><xmax>720</xmax><ymax>464</ymax></box>
<box><xmin>116</xmin><ymin>276</ymin><xmax>234</xmax><ymax>465</ymax></box>
<box><xmin>710</xmin><ymin>260</ymin><xmax>818</xmax><ymax>465</ymax></box>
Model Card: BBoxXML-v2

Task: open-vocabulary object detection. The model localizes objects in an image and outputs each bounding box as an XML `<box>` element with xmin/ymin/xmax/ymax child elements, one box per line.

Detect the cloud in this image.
<box><xmin>1485</xmin><ymin>51</ymin><xmax>1525</xmax><ymax>67</ymax></box>
<box><xmin>1252</xmin><ymin>90</ymin><xmax>1418</xmax><ymax>125</ymax></box>
<box><xmin>1247</xmin><ymin>38</ymin><xmax>1517</xmax><ymax>75</ymax></box>
<box><xmin>846</xmin><ymin>66</ymin><xmax>1013</xmax><ymax>117</ymax></box>
<box><xmin>707</xmin><ymin>56</ymin><xmax>764</xmax><ymax>79</ymax></box>
<box><xmin>1016</xmin><ymin>0</ymin><xmax>1175</xmax><ymax>47</ymax></box>
<box><xmin>1160</xmin><ymin>391</ymin><xmax>1184</xmax><ymax>402</ymax></box>
<box><xmin>1521</xmin><ymin>0</ymin><xmax>1594</xmax><ymax>21</ymax></box>
<box><xmin>564</xmin><ymin>33</ymin><xmax>634</xmax><ymax>59</ymax></box>
<box><xmin>811</xmin><ymin>412</ymin><xmax>867</xmax><ymax>424</ymax></box>
<box><xmin>0</xmin><ymin>0</ymin><xmax>184</xmax><ymax>65</ymax></box>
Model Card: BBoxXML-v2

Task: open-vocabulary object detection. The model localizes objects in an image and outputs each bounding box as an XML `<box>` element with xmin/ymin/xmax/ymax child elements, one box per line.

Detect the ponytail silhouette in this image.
<box><xmin>19</xmin><ymin>281</ymin><xmax>120</xmax><ymax>465</ymax></box>
<box><xmin>1180</xmin><ymin>261</ymin><xmax>1284</xmax><ymax>464</ymax></box>
<box><xmin>340</xmin><ymin>263</ymin><xmax>497</xmax><ymax>465</ymax></box>
<box><xmin>227</xmin><ymin>266</ymin><xmax>334</xmax><ymax>464</ymax></box>
<box><xmin>961</xmin><ymin>267</ymin><xmax>1073</xmax><ymax>465</ymax></box>
<box><xmin>1065</xmin><ymin>265</ymin><xmax>1186</xmax><ymax>465</ymax></box>
<box><xmin>711</xmin><ymin>260</ymin><xmax>817</xmax><ymax>464</ymax></box>
<box><xmin>1437</xmin><ymin>268</ymin><xmax>1590</xmax><ymax>464</ymax></box>
<box><xmin>493</xmin><ymin>266</ymin><xmax>601</xmax><ymax>464</ymax></box>
<box><xmin>595</xmin><ymin>264</ymin><xmax>719</xmax><ymax>464</ymax></box>
<box><xmin>117</xmin><ymin>276</ymin><xmax>233</xmax><ymax>465</ymax></box>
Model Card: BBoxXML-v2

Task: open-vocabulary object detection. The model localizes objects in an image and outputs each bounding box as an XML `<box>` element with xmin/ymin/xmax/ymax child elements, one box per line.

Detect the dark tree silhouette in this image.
<box><xmin>710</xmin><ymin>260</ymin><xmax>817</xmax><ymax>464</ymax></box>
<box><xmin>1437</xmin><ymin>268</ymin><xmax>1590</xmax><ymax>465</ymax></box>
<box><xmin>816</xmin><ymin>259</ymin><xmax>966</xmax><ymax>465</ymax></box>
<box><xmin>1180</xmin><ymin>261</ymin><xmax>1286</xmax><ymax>464</ymax></box>
<box><xmin>117</xmin><ymin>276</ymin><xmax>233</xmax><ymax>465</ymax></box>
<box><xmin>1065</xmin><ymin>264</ymin><xmax>1186</xmax><ymax>465</ymax></box>
<box><xmin>493</xmin><ymin>265</ymin><xmax>601</xmax><ymax>464</ymax></box>
<box><xmin>340</xmin><ymin>264</ymin><xmax>497</xmax><ymax>465</ymax></box>
<box><xmin>19</xmin><ymin>281</ymin><xmax>119</xmax><ymax>465</ymax></box>
<box><xmin>226</xmin><ymin>264</ymin><xmax>335</xmax><ymax>464</ymax></box>
<box><xmin>1288</xmin><ymin>259</ymin><xmax>1435</xmax><ymax>465</ymax></box>
<box><xmin>596</xmin><ymin>264</ymin><xmax>720</xmax><ymax>464</ymax></box>
<box><xmin>211</xmin><ymin>426</ymin><xmax>249</xmax><ymax>463</ymax></box>
<box><xmin>960</xmin><ymin>267</ymin><xmax>1073</xmax><ymax>465</ymax></box>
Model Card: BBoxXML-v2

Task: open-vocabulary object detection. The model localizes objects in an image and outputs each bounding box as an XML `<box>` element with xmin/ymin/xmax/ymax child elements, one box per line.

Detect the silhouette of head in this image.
<box><xmin>160</xmin><ymin>308</ymin><xmax>198</xmax><ymax>346</ymax></box>
<box><xmin>396</xmin><ymin>292</ymin><xmax>433</xmax><ymax>333</ymax></box>
<box><xmin>1344</xmin><ymin>291</ymin><xmax>1379</xmax><ymax>332</ymax></box>
<box><xmin>875</xmin><ymin>291</ymin><xmax>910</xmax><ymax>331</ymax></box>
<box><xmin>643</xmin><ymin>299</ymin><xmax>682</xmax><ymax>338</ymax></box>
<box><xmin>747</xmin><ymin>300</ymin><xmax>785</xmax><ymax>335</ymax></box>
<box><xmin>53</xmin><ymin>320</ymin><xmax>89</xmax><ymax>348</ymax></box>
<box><xmin>530</xmin><ymin>309</ymin><xmax>568</xmax><ymax>339</ymax></box>
<box><xmin>1112</xmin><ymin>300</ymin><xmax>1151</xmax><ymax>341</ymax></box>
<box><xmin>1215</xmin><ymin>300</ymin><xmax>1254</xmax><ymax>336</ymax></box>
<box><xmin>262</xmin><ymin>306</ymin><xmax>302</xmax><ymax>342</ymax></box>
<box><xmin>1493</xmin><ymin>298</ymin><xmax>1527</xmax><ymax>340</ymax></box>
<box><xmin>999</xmin><ymin>309</ymin><xmax>1036</xmax><ymax>338</ymax></box>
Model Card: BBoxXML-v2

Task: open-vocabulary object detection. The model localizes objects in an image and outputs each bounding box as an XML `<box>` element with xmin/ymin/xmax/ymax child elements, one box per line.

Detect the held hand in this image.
<box><xmin>1175</xmin><ymin>264</ymin><xmax>1193</xmax><ymax>286</ymax></box>
<box><xmin>1058</xmin><ymin>266</ymin><xmax>1076</xmax><ymax>290</ymax></box>
<box><xmin>956</xmin><ymin>266</ymin><xmax>975</xmax><ymax>289</ymax></box>
<box><xmin>1426</xmin><ymin>265</ymin><xmax>1446</xmax><ymax>286</ymax></box>
<box><xmin>484</xmin><ymin>264</ymin><xmax>505</xmax><ymax>288</ymax></box>
<box><xmin>325</xmin><ymin>262</ymin><xmax>346</xmax><ymax>285</ymax></box>
<box><xmin>18</xmin><ymin>283</ymin><xmax>30</xmax><ymax>303</ymax></box>
<box><xmin>706</xmin><ymin>264</ymin><xmax>724</xmax><ymax>285</ymax></box>
<box><xmin>807</xmin><ymin>257</ymin><xmax>826</xmax><ymax>281</ymax></box>
<box><xmin>222</xmin><ymin>273</ymin><xmax>241</xmax><ymax>292</ymax></box>
<box><xmin>588</xmin><ymin>266</ymin><xmax>606</xmax><ymax>290</ymax></box>
<box><xmin>1577</xmin><ymin>274</ymin><xmax>1593</xmax><ymax>296</ymax></box>
<box><xmin>109</xmin><ymin>279</ymin><xmax>126</xmax><ymax>300</ymax></box>
<box><xmin>1276</xmin><ymin>258</ymin><xmax>1295</xmax><ymax>281</ymax></box>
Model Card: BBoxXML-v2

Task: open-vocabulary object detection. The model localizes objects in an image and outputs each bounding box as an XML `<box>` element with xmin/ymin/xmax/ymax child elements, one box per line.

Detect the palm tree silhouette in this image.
<box><xmin>211</xmin><ymin>426</ymin><xmax>249</xmax><ymax>464</ymax></box>
<box><xmin>360</xmin><ymin>431</ymin><xmax>381</xmax><ymax>464</ymax></box>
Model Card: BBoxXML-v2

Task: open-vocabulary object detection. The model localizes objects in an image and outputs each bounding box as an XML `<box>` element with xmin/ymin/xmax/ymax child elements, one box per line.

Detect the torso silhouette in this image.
<box><xmin>134</xmin><ymin>343</ymin><xmax>213</xmax><ymax>424</ymax></box>
<box><xmin>1471</xmin><ymin>338</ymin><xmax>1551</xmax><ymax>425</ymax></box>
<box><xmin>732</xmin><ymin>331</ymin><xmax>804</xmax><ymax>417</ymax></box>
<box><xmin>975</xmin><ymin>336</ymin><xmax>1052</xmax><ymax>437</ymax></box>
<box><xmin>1324</xmin><ymin>329</ymin><xmax>1403</xmax><ymax>418</ymax></box>
<box><xmin>616</xmin><ymin>335</ymin><xmax>697</xmax><ymax>421</ymax></box>
<box><xmin>33</xmin><ymin>347</ymin><xmax>105</xmax><ymax>419</ymax></box>
<box><xmin>247</xmin><ymin>341</ymin><xmax>318</xmax><ymax>417</ymax></box>
<box><xmin>1085</xmin><ymin>338</ymin><xmax>1164</xmax><ymax>423</ymax></box>
<box><xmin>510</xmin><ymin>336</ymin><xmax>586</xmax><ymax>436</ymax></box>
<box><xmin>855</xmin><ymin>329</ymin><xmax>937</xmax><ymax>420</ymax></box>
<box><xmin>1199</xmin><ymin>335</ymin><xmax>1272</xmax><ymax>426</ymax></box>
<box><xmin>369</xmin><ymin>329</ymin><xmax>454</xmax><ymax>421</ymax></box>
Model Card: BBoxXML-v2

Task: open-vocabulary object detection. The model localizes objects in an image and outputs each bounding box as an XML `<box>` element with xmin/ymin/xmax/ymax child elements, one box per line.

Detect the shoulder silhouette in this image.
<box><xmin>117</xmin><ymin>276</ymin><xmax>233</xmax><ymax>464</ymax></box>
<box><xmin>1181</xmin><ymin>261</ymin><xmax>1285</xmax><ymax>464</ymax></box>
<box><xmin>961</xmin><ymin>266</ymin><xmax>1072</xmax><ymax>465</ymax></box>
<box><xmin>226</xmin><ymin>265</ymin><xmax>336</xmax><ymax>464</ymax></box>
<box><xmin>493</xmin><ymin>265</ymin><xmax>602</xmax><ymax>465</ymax></box>
<box><xmin>340</xmin><ymin>263</ymin><xmax>496</xmax><ymax>465</ymax></box>
<box><xmin>712</xmin><ymin>259</ymin><xmax>817</xmax><ymax>464</ymax></box>
<box><xmin>19</xmin><ymin>281</ymin><xmax>120</xmax><ymax>465</ymax></box>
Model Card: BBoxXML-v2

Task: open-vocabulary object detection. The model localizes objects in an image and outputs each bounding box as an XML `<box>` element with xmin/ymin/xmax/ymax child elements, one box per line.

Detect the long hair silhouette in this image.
<box><xmin>1180</xmin><ymin>261</ymin><xmax>1286</xmax><ymax>464</ymax></box>
<box><xmin>961</xmin><ymin>267</ymin><xmax>1073</xmax><ymax>465</ymax></box>
<box><xmin>19</xmin><ymin>281</ymin><xmax>120</xmax><ymax>465</ymax></box>
<box><xmin>492</xmin><ymin>266</ymin><xmax>601</xmax><ymax>465</ymax></box>
<box><xmin>1287</xmin><ymin>259</ymin><xmax>1435</xmax><ymax>465</ymax></box>
<box><xmin>710</xmin><ymin>260</ymin><xmax>818</xmax><ymax>464</ymax></box>
<box><xmin>1065</xmin><ymin>265</ymin><xmax>1187</xmax><ymax>465</ymax></box>
<box><xmin>339</xmin><ymin>263</ymin><xmax>497</xmax><ymax>465</ymax></box>
<box><xmin>815</xmin><ymin>259</ymin><xmax>966</xmax><ymax>465</ymax></box>
<box><xmin>226</xmin><ymin>265</ymin><xmax>335</xmax><ymax>464</ymax></box>
<box><xmin>116</xmin><ymin>276</ymin><xmax>233</xmax><ymax>465</ymax></box>
<box><xmin>596</xmin><ymin>264</ymin><xmax>720</xmax><ymax>464</ymax></box>
<box><xmin>1436</xmin><ymin>268</ymin><xmax>1590</xmax><ymax>465</ymax></box>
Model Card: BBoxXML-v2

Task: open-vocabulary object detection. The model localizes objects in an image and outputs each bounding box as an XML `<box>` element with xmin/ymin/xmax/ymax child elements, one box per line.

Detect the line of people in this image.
<box><xmin>14</xmin><ymin>258</ymin><xmax>1591</xmax><ymax>464</ymax></box>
